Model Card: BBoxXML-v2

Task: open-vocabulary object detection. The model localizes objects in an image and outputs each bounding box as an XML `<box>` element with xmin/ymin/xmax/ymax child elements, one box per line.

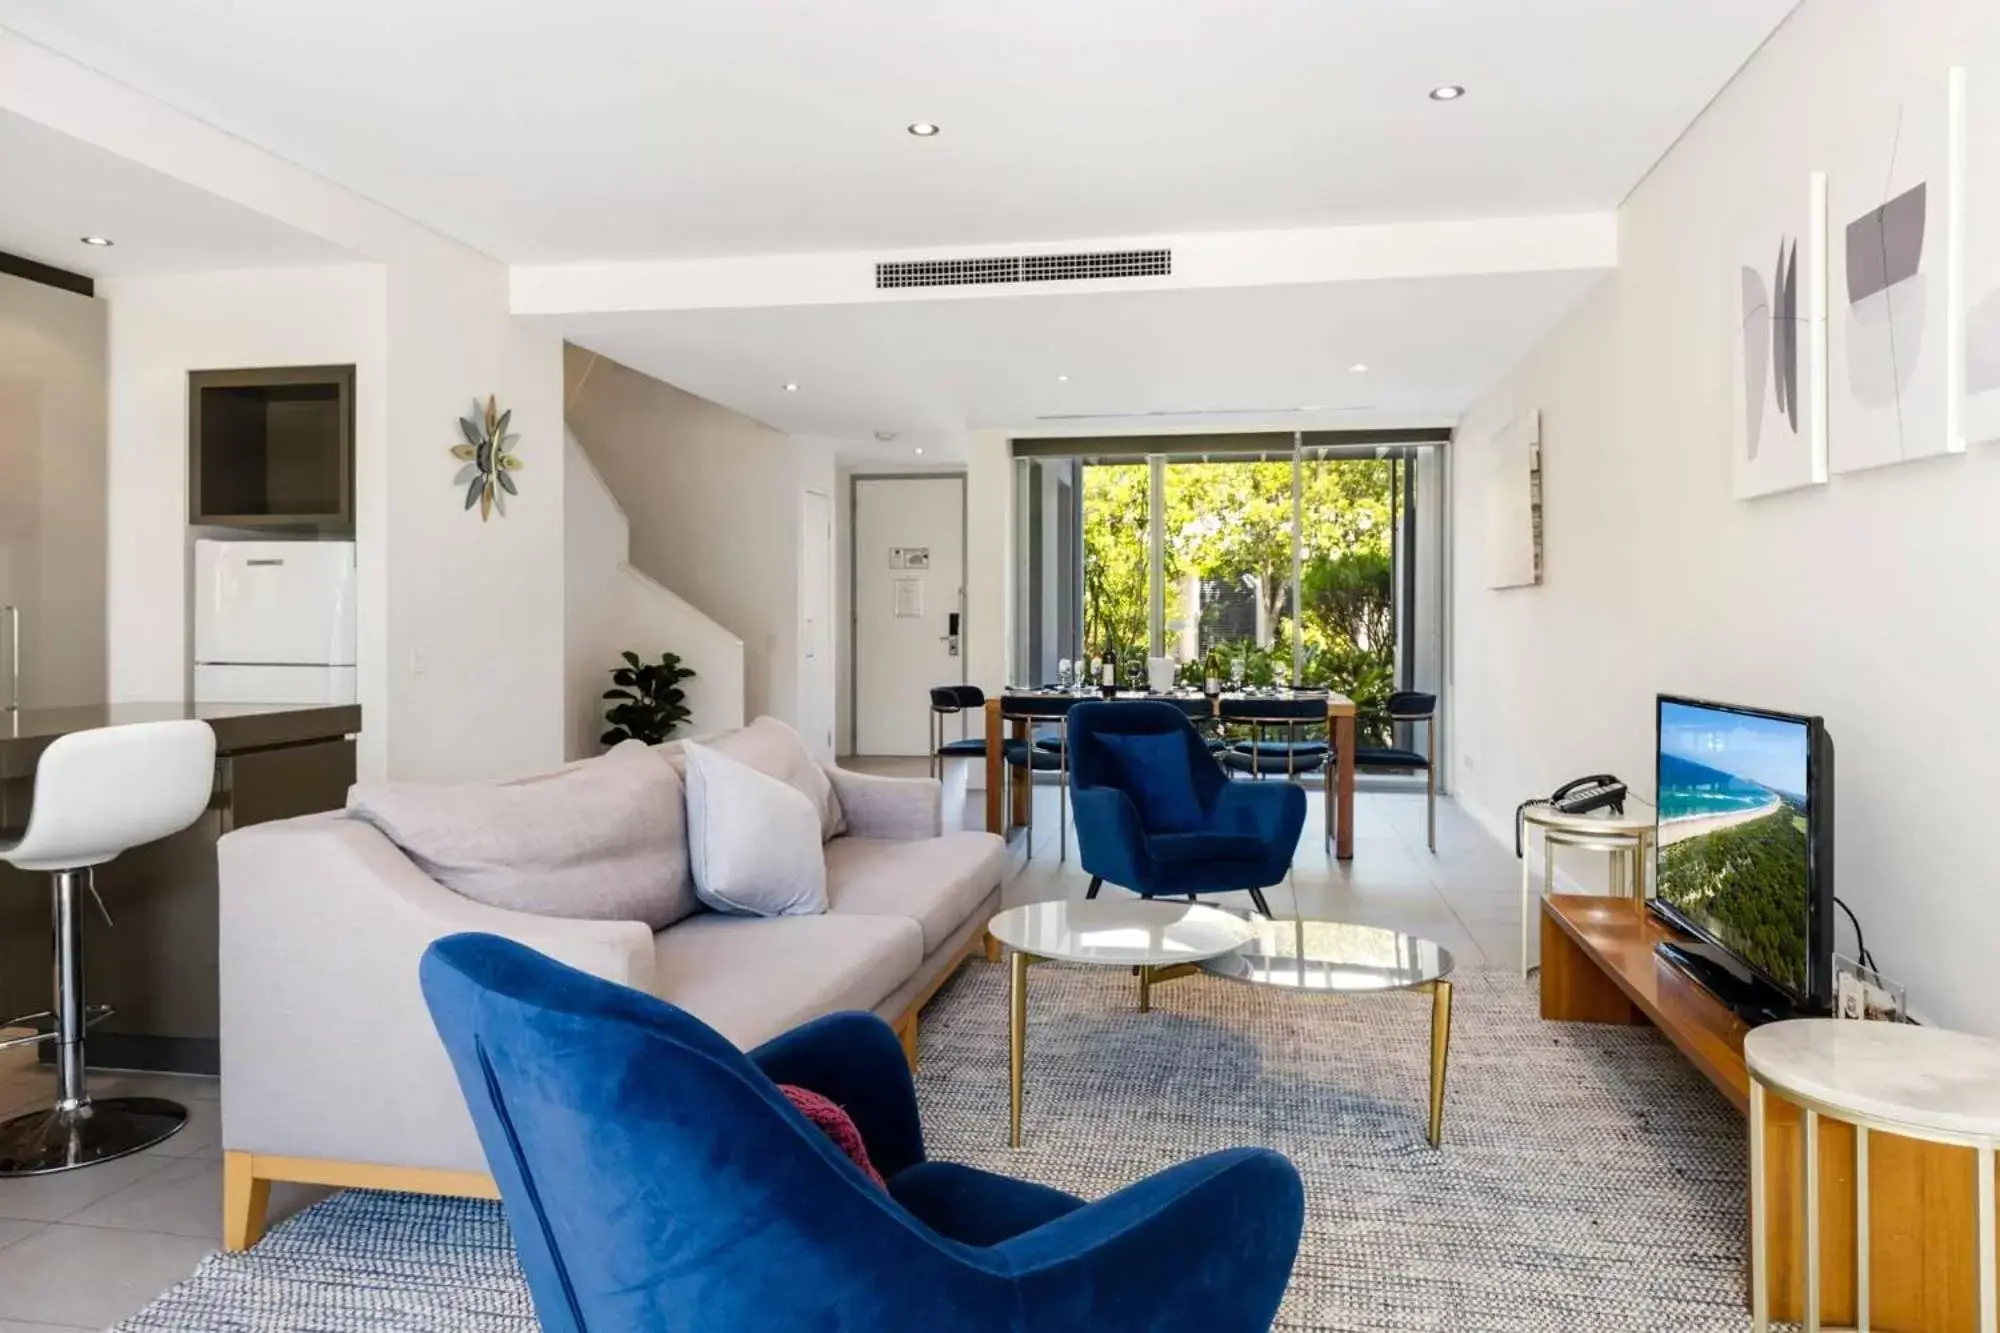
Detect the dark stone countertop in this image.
<box><xmin>1</xmin><ymin>701</ymin><xmax>361</xmax><ymax>776</ymax></box>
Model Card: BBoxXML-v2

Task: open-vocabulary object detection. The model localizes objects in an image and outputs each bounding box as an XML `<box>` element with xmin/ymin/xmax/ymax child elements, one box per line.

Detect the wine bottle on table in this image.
<box><xmin>1100</xmin><ymin>647</ymin><xmax>1118</xmax><ymax>699</ymax></box>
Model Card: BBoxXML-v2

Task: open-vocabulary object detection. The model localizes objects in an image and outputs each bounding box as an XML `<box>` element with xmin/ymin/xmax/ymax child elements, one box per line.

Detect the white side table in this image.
<box><xmin>1518</xmin><ymin>802</ymin><xmax>1655</xmax><ymax>978</ymax></box>
<box><xmin>1746</xmin><ymin>1019</ymin><xmax>2000</xmax><ymax>1333</ymax></box>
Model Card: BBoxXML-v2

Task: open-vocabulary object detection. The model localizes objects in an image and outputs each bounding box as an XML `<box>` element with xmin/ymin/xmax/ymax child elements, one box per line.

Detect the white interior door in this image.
<box><xmin>798</xmin><ymin>489</ymin><xmax>835</xmax><ymax>760</ymax></box>
<box><xmin>853</xmin><ymin>476</ymin><xmax>966</xmax><ymax>756</ymax></box>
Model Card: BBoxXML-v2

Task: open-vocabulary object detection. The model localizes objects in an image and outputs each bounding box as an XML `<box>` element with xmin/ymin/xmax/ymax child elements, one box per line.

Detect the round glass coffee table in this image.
<box><xmin>986</xmin><ymin>899</ymin><xmax>1260</xmax><ymax>1148</ymax></box>
<box><xmin>1201</xmin><ymin>918</ymin><xmax>1457</xmax><ymax>1147</ymax></box>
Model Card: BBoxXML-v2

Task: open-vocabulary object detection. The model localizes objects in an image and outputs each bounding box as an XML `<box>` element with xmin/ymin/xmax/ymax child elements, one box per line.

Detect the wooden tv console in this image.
<box><xmin>1541</xmin><ymin>894</ymin><xmax>1997</xmax><ymax>1331</ymax></box>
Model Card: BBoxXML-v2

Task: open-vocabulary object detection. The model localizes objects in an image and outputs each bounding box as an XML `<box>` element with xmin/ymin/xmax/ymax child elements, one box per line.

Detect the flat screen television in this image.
<box><xmin>1650</xmin><ymin>695</ymin><xmax>1835</xmax><ymax>1015</ymax></box>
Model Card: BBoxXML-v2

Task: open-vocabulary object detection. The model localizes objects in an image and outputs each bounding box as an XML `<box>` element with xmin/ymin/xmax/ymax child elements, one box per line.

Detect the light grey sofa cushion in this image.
<box><xmin>650</xmin><ymin>911</ymin><xmax>923</xmax><ymax>1049</ymax></box>
<box><xmin>824</xmin><ymin>832</ymin><xmax>1006</xmax><ymax>954</ymax></box>
<box><xmin>681</xmin><ymin>740</ymin><xmax>827</xmax><ymax>917</ymax></box>
<box><xmin>660</xmin><ymin>716</ymin><xmax>845</xmax><ymax>840</ymax></box>
<box><xmin>827</xmin><ymin>767</ymin><xmax>943</xmax><ymax>841</ymax></box>
<box><xmin>345</xmin><ymin>740</ymin><xmax>696</xmax><ymax>930</ymax></box>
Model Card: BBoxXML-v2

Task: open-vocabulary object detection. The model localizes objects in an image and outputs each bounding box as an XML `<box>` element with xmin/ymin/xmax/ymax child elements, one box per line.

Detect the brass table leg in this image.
<box><xmin>1009</xmin><ymin>950</ymin><xmax>1029</xmax><ymax>1148</ymax></box>
<box><xmin>1137</xmin><ymin>963</ymin><xmax>1199</xmax><ymax>1014</ymax></box>
<box><xmin>1427</xmin><ymin>979</ymin><xmax>1454</xmax><ymax>1149</ymax></box>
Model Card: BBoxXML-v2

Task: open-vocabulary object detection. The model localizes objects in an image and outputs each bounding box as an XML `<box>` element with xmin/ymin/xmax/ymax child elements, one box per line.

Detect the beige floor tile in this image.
<box><xmin>0</xmin><ymin>1148</ymin><xmax>179</xmax><ymax>1225</ymax></box>
<box><xmin>990</xmin><ymin>782</ymin><xmax>1519</xmax><ymax>973</ymax></box>
<box><xmin>0</xmin><ymin>1222</ymin><xmax>214</xmax><ymax>1328</ymax></box>
<box><xmin>65</xmin><ymin>1156</ymin><xmax>221</xmax><ymax>1240</ymax></box>
<box><xmin>0</xmin><ymin>1320</ymin><xmax>94</xmax><ymax>1332</ymax></box>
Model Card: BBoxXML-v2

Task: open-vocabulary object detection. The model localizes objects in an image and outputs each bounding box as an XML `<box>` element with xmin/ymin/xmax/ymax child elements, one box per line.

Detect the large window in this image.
<box><xmin>1019</xmin><ymin>433</ymin><xmax>1443</xmax><ymax>747</ymax></box>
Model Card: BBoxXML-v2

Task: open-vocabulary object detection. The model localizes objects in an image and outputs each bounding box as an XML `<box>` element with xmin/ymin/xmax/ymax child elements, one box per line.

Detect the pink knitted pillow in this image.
<box><xmin>779</xmin><ymin>1084</ymin><xmax>886</xmax><ymax>1189</ymax></box>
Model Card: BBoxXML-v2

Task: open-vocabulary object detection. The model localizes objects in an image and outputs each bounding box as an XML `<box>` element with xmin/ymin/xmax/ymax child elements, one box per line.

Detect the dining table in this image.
<box><xmin>982</xmin><ymin>687</ymin><xmax>1359</xmax><ymax>860</ymax></box>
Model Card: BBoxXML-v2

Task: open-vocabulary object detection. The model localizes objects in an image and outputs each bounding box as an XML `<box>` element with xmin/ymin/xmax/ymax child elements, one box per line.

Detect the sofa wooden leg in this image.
<box><xmin>984</xmin><ymin>931</ymin><xmax>1001</xmax><ymax>963</ymax></box>
<box><xmin>223</xmin><ymin>1150</ymin><xmax>272</xmax><ymax>1252</ymax></box>
<box><xmin>898</xmin><ymin>1016</ymin><xmax>920</xmax><ymax>1071</ymax></box>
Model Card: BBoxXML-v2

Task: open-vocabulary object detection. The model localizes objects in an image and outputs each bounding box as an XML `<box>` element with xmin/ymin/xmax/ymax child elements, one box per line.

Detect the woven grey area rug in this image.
<box><xmin>119</xmin><ymin>961</ymin><xmax>1756</xmax><ymax>1332</ymax></box>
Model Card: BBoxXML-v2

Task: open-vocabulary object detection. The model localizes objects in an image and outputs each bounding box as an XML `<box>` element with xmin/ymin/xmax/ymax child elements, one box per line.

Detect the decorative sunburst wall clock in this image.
<box><xmin>452</xmin><ymin>395</ymin><xmax>522</xmax><ymax>521</ymax></box>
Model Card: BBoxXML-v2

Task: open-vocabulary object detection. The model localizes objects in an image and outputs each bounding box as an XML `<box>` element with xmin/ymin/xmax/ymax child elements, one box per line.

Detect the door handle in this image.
<box><xmin>940</xmin><ymin>610</ymin><xmax>961</xmax><ymax>658</ymax></box>
<box><xmin>3</xmin><ymin>605</ymin><xmax>17</xmax><ymax>712</ymax></box>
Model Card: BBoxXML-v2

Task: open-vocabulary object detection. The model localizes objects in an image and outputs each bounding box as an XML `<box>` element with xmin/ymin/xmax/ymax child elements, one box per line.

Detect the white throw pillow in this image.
<box><xmin>681</xmin><ymin>739</ymin><xmax>827</xmax><ymax>917</ymax></box>
<box><xmin>346</xmin><ymin>740</ymin><xmax>697</xmax><ymax>930</ymax></box>
<box><xmin>659</xmin><ymin>716</ymin><xmax>844</xmax><ymax>841</ymax></box>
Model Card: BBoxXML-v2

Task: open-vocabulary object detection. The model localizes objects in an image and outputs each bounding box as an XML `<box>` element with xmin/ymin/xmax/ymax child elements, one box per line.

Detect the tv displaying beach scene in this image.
<box><xmin>1655</xmin><ymin>698</ymin><xmax>1813</xmax><ymax>995</ymax></box>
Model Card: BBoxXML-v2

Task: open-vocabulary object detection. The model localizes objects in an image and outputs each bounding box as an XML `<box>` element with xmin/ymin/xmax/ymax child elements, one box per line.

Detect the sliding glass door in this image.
<box><xmin>1294</xmin><ymin>449</ymin><xmax>1399</xmax><ymax>739</ymax></box>
<box><xmin>1016</xmin><ymin>431</ymin><xmax>1445</xmax><ymax>753</ymax></box>
<box><xmin>1079</xmin><ymin>459</ymin><xmax>1149</xmax><ymax>675</ymax></box>
<box><xmin>1160</xmin><ymin>455</ymin><xmax>1297</xmax><ymax>683</ymax></box>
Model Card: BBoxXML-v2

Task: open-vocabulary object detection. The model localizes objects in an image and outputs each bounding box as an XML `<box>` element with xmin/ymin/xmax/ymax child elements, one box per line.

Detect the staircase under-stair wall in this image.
<box><xmin>564</xmin><ymin>431</ymin><xmax>745</xmax><ymax>758</ymax></box>
<box><xmin>562</xmin><ymin>344</ymin><xmax>837</xmax><ymax>752</ymax></box>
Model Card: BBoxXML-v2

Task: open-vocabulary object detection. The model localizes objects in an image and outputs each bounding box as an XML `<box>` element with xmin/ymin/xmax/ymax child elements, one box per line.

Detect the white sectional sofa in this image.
<box><xmin>216</xmin><ymin>739</ymin><xmax>1005</xmax><ymax>1250</ymax></box>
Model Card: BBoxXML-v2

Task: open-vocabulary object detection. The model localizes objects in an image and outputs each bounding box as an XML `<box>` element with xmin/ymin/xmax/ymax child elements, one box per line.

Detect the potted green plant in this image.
<box><xmin>600</xmin><ymin>650</ymin><xmax>696</xmax><ymax>746</ymax></box>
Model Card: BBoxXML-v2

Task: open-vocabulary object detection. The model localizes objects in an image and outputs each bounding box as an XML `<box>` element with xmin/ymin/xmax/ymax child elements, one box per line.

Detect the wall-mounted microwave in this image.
<box><xmin>188</xmin><ymin>364</ymin><xmax>355</xmax><ymax>530</ymax></box>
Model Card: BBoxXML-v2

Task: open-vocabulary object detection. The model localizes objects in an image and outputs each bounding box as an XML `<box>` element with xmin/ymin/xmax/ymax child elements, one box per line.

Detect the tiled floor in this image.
<box><xmin>0</xmin><ymin>1070</ymin><xmax>325</xmax><ymax>1329</ymax></box>
<box><xmin>891</xmin><ymin>758</ymin><xmax>1528</xmax><ymax>972</ymax></box>
<box><xmin>0</xmin><ymin>766</ymin><xmax>1525</xmax><ymax>1329</ymax></box>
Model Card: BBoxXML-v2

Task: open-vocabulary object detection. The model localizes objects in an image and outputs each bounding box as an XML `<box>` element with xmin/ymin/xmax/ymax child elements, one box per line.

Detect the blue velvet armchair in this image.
<box><xmin>1069</xmin><ymin>701</ymin><xmax>1305</xmax><ymax>917</ymax></box>
<box><xmin>419</xmin><ymin>933</ymin><xmax>1304</xmax><ymax>1332</ymax></box>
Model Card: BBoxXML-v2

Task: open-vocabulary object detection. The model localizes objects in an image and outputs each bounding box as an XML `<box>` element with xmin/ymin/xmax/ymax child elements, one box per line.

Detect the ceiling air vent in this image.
<box><xmin>876</xmin><ymin>248</ymin><xmax>1171</xmax><ymax>290</ymax></box>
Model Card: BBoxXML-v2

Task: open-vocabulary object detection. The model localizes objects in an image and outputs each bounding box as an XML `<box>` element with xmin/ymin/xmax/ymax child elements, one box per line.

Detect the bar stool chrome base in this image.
<box><xmin>0</xmin><ymin>1095</ymin><xmax>187</xmax><ymax>1177</ymax></box>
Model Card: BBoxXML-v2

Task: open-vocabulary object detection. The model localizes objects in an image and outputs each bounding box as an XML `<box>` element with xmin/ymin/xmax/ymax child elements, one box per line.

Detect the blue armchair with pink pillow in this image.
<box><xmin>420</xmin><ymin>933</ymin><xmax>1303</xmax><ymax>1332</ymax></box>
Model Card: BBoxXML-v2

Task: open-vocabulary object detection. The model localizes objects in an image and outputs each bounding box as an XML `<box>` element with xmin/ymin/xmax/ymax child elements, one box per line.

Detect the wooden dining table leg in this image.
<box><xmin>983</xmin><ymin>699</ymin><xmax>1004</xmax><ymax>835</ymax></box>
<box><xmin>1010</xmin><ymin>717</ymin><xmax>1031</xmax><ymax>828</ymax></box>
<box><xmin>1334</xmin><ymin>712</ymin><xmax>1356</xmax><ymax>860</ymax></box>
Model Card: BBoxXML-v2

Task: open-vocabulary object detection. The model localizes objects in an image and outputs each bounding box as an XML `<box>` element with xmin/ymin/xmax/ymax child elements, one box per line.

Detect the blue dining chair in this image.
<box><xmin>1354</xmin><ymin>691</ymin><xmax>1438</xmax><ymax>851</ymax></box>
<box><xmin>1068</xmin><ymin>701</ymin><xmax>1305</xmax><ymax>917</ymax></box>
<box><xmin>419</xmin><ymin>933</ymin><xmax>1305</xmax><ymax>1333</ymax></box>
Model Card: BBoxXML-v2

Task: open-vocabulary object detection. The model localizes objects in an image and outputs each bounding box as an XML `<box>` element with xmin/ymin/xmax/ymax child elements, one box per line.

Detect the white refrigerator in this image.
<box><xmin>193</xmin><ymin>539</ymin><xmax>358</xmax><ymax>704</ymax></box>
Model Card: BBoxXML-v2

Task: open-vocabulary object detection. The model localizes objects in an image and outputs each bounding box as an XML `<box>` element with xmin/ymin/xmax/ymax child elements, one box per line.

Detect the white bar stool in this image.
<box><xmin>0</xmin><ymin>720</ymin><xmax>216</xmax><ymax>1175</ymax></box>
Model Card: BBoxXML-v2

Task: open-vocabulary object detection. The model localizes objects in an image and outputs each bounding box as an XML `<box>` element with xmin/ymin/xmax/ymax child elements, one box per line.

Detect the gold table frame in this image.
<box><xmin>1005</xmin><ymin>945</ymin><xmax>1454</xmax><ymax>1150</ymax></box>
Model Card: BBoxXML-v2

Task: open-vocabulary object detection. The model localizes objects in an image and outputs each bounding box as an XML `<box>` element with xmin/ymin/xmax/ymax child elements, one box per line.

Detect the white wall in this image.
<box><xmin>14</xmin><ymin>33</ymin><xmax>570</xmax><ymax>785</ymax></box>
<box><xmin>381</xmin><ymin>256</ymin><xmax>568</xmax><ymax>782</ymax></box>
<box><xmin>102</xmin><ymin>265</ymin><xmax>391</xmax><ymax>777</ymax></box>
<box><xmin>564</xmin><ymin>344</ymin><xmax>832</xmax><ymax>728</ymax></box>
<box><xmin>1453</xmin><ymin>0</ymin><xmax>2000</xmax><ymax>1034</ymax></box>
<box><xmin>964</xmin><ymin>429</ymin><xmax>1014</xmax><ymax>696</ymax></box>
<box><xmin>564</xmin><ymin>431</ymin><xmax>745</xmax><ymax>756</ymax></box>
<box><xmin>101</xmin><ymin>258</ymin><xmax>570</xmax><ymax>785</ymax></box>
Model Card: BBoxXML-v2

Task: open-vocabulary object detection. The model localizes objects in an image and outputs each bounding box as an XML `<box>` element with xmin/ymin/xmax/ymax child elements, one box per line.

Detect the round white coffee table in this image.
<box><xmin>1201</xmin><ymin>918</ymin><xmax>1456</xmax><ymax>1147</ymax></box>
<box><xmin>987</xmin><ymin>899</ymin><xmax>1259</xmax><ymax>1148</ymax></box>
<box><xmin>1746</xmin><ymin>1019</ymin><xmax>2000</xmax><ymax>1333</ymax></box>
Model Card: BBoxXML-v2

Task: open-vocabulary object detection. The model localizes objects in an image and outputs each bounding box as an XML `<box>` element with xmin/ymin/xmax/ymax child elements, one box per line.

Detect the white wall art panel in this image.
<box><xmin>1734</xmin><ymin>173</ymin><xmax>1829</xmax><ymax>498</ymax></box>
<box><xmin>1829</xmin><ymin>68</ymin><xmax>1957</xmax><ymax>473</ymax></box>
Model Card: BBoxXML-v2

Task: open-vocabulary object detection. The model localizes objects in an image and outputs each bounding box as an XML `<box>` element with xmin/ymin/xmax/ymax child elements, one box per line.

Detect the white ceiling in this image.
<box><xmin>0</xmin><ymin>109</ymin><xmax>351</xmax><ymax>278</ymax></box>
<box><xmin>0</xmin><ymin>0</ymin><xmax>1795</xmax><ymax>264</ymax></box>
<box><xmin>548</xmin><ymin>268</ymin><xmax>1606</xmax><ymax>456</ymax></box>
